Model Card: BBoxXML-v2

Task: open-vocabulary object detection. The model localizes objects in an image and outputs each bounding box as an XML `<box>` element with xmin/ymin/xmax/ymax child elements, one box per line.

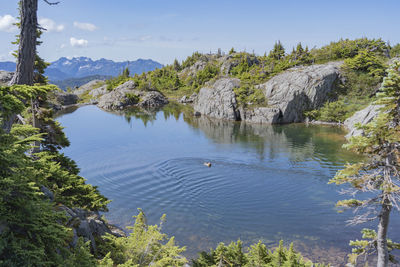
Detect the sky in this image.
<box><xmin>0</xmin><ymin>0</ymin><xmax>399</xmax><ymax>65</ymax></box>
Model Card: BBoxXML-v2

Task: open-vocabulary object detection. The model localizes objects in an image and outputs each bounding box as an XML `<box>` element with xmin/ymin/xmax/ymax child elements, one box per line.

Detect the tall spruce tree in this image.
<box><xmin>330</xmin><ymin>61</ymin><xmax>400</xmax><ymax>267</ymax></box>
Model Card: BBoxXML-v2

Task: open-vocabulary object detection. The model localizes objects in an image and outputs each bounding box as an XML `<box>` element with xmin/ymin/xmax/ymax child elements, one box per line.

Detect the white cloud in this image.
<box><xmin>39</xmin><ymin>17</ymin><xmax>64</xmax><ymax>32</ymax></box>
<box><xmin>0</xmin><ymin>14</ymin><xmax>17</xmax><ymax>32</ymax></box>
<box><xmin>73</xmin><ymin>21</ymin><xmax>97</xmax><ymax>31</ymax></box>
<box><xmin>70</xmin><ymin>37</ymin><xmax>88</xmax><ymax>47</ymax></box>
<box><xmin>139</xmin><ymin>35</ymin><xmax>152</xmax><ymax>41</ymax></box>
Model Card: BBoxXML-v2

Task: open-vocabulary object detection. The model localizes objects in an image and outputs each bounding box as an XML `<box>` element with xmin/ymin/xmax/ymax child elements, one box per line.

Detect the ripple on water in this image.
<box><xmin>95</xmin><ymin>157</ymin><xmax>351</xmax><ymax>252</ymax></box>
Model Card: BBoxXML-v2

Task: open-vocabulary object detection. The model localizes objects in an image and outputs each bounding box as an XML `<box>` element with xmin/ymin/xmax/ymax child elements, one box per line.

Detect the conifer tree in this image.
<box><xmin>173</xmin><ymin>58</ymin><xmax>181</xmax><ymax>71</ymax></box>
<box><xmin>269</xmin><ymin>40</ymin><xmax>285</xmax><ymax>60</ymax></box>
<box><xmin>122</xmin><ymin>66</ymin><xmax>130</xmax><ymax>78</ymax></box>
<box><xmin>330</xmin><ymin>61</ymin><xmax>400</xmax><ymax>267</ymax></box>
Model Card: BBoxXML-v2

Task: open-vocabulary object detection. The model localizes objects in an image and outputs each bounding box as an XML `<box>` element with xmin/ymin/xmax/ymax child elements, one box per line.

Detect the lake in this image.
<box><xmin>57</xmin><ymin>104</ymin><xmax>400</xmax><ymax>265</ymax></box>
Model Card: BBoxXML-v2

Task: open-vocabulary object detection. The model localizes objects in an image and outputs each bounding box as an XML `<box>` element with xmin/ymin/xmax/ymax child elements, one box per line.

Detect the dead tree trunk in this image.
<box><xmin>377</xmin><ymin>198</ymin><xmax>391</xmax><ymax>267</ymax></box>
<box><xmin>10</xmin><ymin>0</ymin><xmax>38</xmax><ymax>86</ymax></box>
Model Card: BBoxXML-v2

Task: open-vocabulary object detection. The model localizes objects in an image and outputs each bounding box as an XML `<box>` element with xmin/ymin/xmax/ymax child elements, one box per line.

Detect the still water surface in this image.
<box><xmin>57</xmin><ymin>104</ymin><xmax>400</xmax><ymax>264</ymax></box>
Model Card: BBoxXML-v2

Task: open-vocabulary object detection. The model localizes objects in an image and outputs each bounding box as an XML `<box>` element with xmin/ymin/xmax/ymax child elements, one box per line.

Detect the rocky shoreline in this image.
<box><xmin>1</xmin><ymin>64</ymin><xmax>381</xmax><ymax>140</ymax></box>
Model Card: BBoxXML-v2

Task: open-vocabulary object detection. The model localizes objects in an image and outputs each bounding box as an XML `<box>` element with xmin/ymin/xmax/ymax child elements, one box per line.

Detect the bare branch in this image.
<box><xmin>347</xmin><ymin>212</ymin><xmax>378</xmax><ymax>225</ymax></box>
<box><xmin>43</xmin><ymin>0</ymin><xmax>59</xmax><ymax>5</ymax></box>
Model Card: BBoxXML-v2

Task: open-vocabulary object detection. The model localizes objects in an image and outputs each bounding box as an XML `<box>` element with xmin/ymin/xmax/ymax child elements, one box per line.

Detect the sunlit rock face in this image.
<box><xmin>194</xmin><ymin>62</ymin><xmax>342</xmax><ymax>124</ymax></box>
<box><xmin>344</xmin><ymin>104</ymin><xmax>381</xmax><ymax>138</ymax></box>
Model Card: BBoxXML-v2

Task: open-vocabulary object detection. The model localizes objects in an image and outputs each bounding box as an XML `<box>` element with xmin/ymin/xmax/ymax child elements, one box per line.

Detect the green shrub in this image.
<box><xmin>192</xmin><ymin>240</ymin><xmax>328</xmax><ymax>267</ymax></box>
<box><xmin>234</xmin><ymin>84</ymin><xmax>267</xmax><ymax>107</ymax></box>
<box><xmin>343</xmin><ymin>49</ymin><xmax>386</xmax><ymax>78</ymax></box>
<box><xmin>311</xmin><ymin>38</ymin><xmax>388</xmax><ymax>63</ymax></box>
<box><xmin>98</xmin><ymin>210</ymin><xmax>187</xmax><ymax>266</ymax></box>
<box><xmin>390</xmin><ymin>43</ymin><xmax>400</xmax><ymax>58</ymax></box>
<box><xmin>125</xmin><ymin>92</ymin><xmax>139</xmax><ymax>103</ymax></box>
<box><xmin>305</xmin><ymin>97</ymin><xmax>370</xmax><ymax>123</ymax></box>
<box><xmin>193</xmin><ymin>63</ymin><xmax>219</xmax><ymax>87</ymax></box>
<box><xmin>105</xmin><ymin>75</ymin><xmax>131</xmax><ymax>91</ymax></box>
<box><xmin>181</xmin><ymin>51</ymin><xmax>203</xmax><ymax>69</ymax></box>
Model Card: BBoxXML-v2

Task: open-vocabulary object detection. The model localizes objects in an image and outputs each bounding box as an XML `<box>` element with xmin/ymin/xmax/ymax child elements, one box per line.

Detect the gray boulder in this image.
<box><xmin>98</xmin><ymin>80</ymin><xmax>168</xmax><ymax>110</ymax></box>
<box><xmin>257</xmin><ymin>62</ymin><xmax>342</xmax><ymax>123</ymax></box>
<box><xmin>0</xmin><ymin>71</ymin><xmax>13</xmax><ymax>85</ymax></box>
<box><xmin>57</xmin><ymin>205</ymin><xmax>126</xmax><ymax>251</ymax></box>
<box><xmin>89</xmin><ymin>84</ymin><xmax>108</xmax><ymax>98</ymax></box>
<box><xmin>194</xmin><ymin>62</ymin><xmax>342</xmax><ymax>124</ymax></box>
<box><xmin>219</xmin><ymin>54</ymin><xmax>259</xmax><ymax>76</ymax></box>
<box><xmin>180</xmin><ymin>60</ymin><xmax>207</xmax><ymax>78</ymax></box>
<box><xmin>219</xmin><ymin>55</ymin><xmax>237</xmax><ymax>76</ymax></box>
<box><xmin>344</xmin><ymin>105</ymin><xmax>381</xmax><ymax>138</ymax></box>
<box><xmin>138</xmin><ymin>91</ymin><xmax>169</xmax><ymax>108</ymax></box>
<box><xmin>74</xmin><ymin>79</ymin><xmax>105</xmax><ymax>96</ymax></box>
<box><xmin>179</xmin><ymin>93</ymin><xmax>198</xmax><ymax>104</ymax></box>
<box><xmin>97</xmin><ymin>80</ymin><xmax>138</xmax><ymax>110</ymax></box>
<box><xmin>194</xmin><ymin>78</ymin><xmax>241</xmax><ymax>120</ymax></box>
<box><xmin>55</xmin><ymin>91</ymin><xmax>79</xmax><ymax>106</ymax></box>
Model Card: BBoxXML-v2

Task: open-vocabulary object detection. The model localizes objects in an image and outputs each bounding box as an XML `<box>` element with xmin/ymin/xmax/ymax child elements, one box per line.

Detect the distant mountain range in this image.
<box><xmin>0</xmin><ymin>57</ymin><xmax>163</xmax><ymax>89</ymax></box>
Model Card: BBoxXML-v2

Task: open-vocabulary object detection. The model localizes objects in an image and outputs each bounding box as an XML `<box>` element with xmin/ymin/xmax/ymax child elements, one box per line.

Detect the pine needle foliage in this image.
<box><xmin>98</xmin><ymin>209</ymin><xmax>187</xmax><ymax>266</ymax></box>
<box><xmin>192</xmin><ymin>239</ymin><xmax>328</xmax><ymax>267</ymax></box>
<box><xmin>329</xmin><ymin>61</ymin><xmax>400</xmax><ymax>265</ymax></box>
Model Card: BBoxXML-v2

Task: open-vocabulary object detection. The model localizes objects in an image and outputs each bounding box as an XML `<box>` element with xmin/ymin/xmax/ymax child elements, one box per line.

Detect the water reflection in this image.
<box><xmin>112</xmin><ymin>104</ymin><xmax>361</xmax><ymax>167</ymax></box>
<box><xmin>57</xmin><ymin>104</ymin><xmax>384</xmax><ymax>266</ymax></box>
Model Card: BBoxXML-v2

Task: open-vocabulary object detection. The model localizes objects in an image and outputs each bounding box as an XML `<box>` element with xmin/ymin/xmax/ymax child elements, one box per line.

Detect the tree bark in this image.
<box><xmin>2</xmin><ymin>0</ymin><xmax>38</xmax><ymax>134</ymax></box>
<box><xmin>9</xmin><ymin>0</ymin><xmax>38</xmax><ymax>86</ymax></box>
<box><xmin>376</xmin><ymin>198</ymin><xmax>391</xmax><ymax>267</ymax></box>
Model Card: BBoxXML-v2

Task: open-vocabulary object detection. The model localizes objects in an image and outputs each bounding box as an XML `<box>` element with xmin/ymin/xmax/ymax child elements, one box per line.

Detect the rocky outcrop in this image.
<box><xmin>138</xmin><ymin>91</ymin><xmax>169</xmax><ymax>108</ymax></box>
<box><xmin>74</xmin><ymin>80</ymin><xmax>105</xmax><ymax>96</ymax></box>
<box><xmin>57</xmin><ymin>205</ymin><xmax>125</xmax><ymax>251</ymax></box>
<box><xmin>55</xmin><ymin>91</ymin><xmax>79</xmax><ymax>106</ymax></box>
<box><xmin>194</xmin><ymin>78</ymin><xmax>241</xmax><ymax>120</ymax></box>
<box><xmin>179</xmin><ymin>93</ymin><xmax>198</xmax><ymax>104</ymax></box>
<box><xmin>97</xmin><ymin>80</ymin><xmax>168</xmax><ymax>110</ymax></box>
<box><xmin>344</xmin><ymin>105</ymin><xmax>381</xmax><ymax>138</ymax></box>
<box><xmin>0</xmin><ymin>71</ymin><xmax>13</xmax><ymax>85</ymax></box>
<box><xmin>256</xmin><ymin>62</ymin><xmax>342</xmax><ymax>123</ymax></box>
<box><xmin>97</xmin><ymin>80</ymin><xmax>138</xmax><ymax>109</ymax></box>
<box><xmin>218</xmin><ymin>53</ymin><xmax>260</xmax><ymax>76</ymax></box>
<box><xmin>194</xmin><ymin>62</ymin><xmax>342</xmax><ymax>124</ymax></box>
<box><xmin>89</xmin><ymin>84</ymin><xmax>108</xmax><ymax>98</ymax></box>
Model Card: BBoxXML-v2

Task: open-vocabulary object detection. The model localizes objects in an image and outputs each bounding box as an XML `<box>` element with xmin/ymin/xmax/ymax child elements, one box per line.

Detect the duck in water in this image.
<box><xmin>203</xmin><ymin>162</ymin><xmax>212</xmax><ymax>167</ymax></box>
